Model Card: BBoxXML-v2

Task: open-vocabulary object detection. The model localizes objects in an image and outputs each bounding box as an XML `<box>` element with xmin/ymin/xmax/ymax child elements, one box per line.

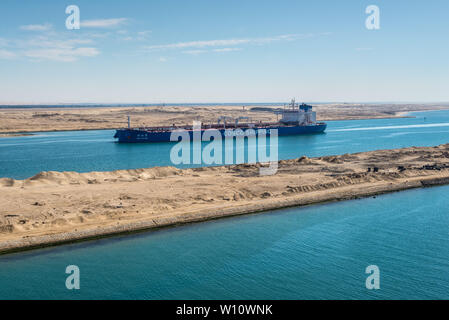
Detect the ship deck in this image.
<box><xmin>125</xmin><ymin>122</ymin><xmax>326</xmax><ymax>133</ymax></box>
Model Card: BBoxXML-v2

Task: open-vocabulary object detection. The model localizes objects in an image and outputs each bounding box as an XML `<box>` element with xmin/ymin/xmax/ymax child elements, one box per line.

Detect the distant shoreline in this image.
<box><xmin>1</xmin><ymin>102</ymin><xmax>448</xmax><ymax>109</ymax></box>
<box><xmin>1</xmin><ymin>104</ymin><xmax>448</xmax><ymax>134</ymax></box>
<box><xmin>0</xmin><ymin>133</ymin><xmax>34</xmax><ymax>137</ymax></box>
<box><xmin>0</xmin><ymin>115</ymin><xmax>413</xmax><ymax>136</ymax></box>
<box><xmin>0</xmin><ymin>103</ymin><xmax>288</xmax><ymax>110</ymax></box>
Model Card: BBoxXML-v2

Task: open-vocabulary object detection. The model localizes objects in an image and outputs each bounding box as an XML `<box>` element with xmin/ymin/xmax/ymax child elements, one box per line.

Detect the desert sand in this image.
<box><xmin>1</xmin><ymin>144</ymin><xmax>449</xmax><ymax>254</ymax></box>
<box><xmin>1</xmin><ymin>103</ymin><xmax>449</xmax><ymax>134</ymax></box>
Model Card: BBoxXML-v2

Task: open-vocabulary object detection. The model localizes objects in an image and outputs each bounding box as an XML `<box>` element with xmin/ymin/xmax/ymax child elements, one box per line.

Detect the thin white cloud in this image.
<box><xmin>24</xmin><ymin>47</ymin><xmax>100</xmax><ymax>62</ymax></box>
<box><xmin>23</xmin><ymin>37</ymin><xmax>93</xmax><ymax>49</ymax></box>
<box><xmin>182</xmin><ymin>50</ymin><xmax>208</xmax><ymax>55</ymax></box>
<box><xmin>356</xmin><ymin>47</ymin><xmax>373</xmax><ymax>51</ymax></box>
<box><xmin>81</xmin><ymin>18</ymin><xmax>128</xmax><ymax>28</ymax></box>
<box><xmin>0</xmin><ymin>49</ymin><xmax>16</xmax><ymax>59</ymax></box>
<box><xmin>120</xmin><ymin>30</ymin><xmax>152</xmax><ymax>42</ymax></box>
<box><xmin>88</xmin><ymin>32</ymin><xmax>113</xmax><ymax>39</ymax></box>
<box><xmin>138</xmin><ymin>30</ymin><xmax>152</xmax><ymax>36</ymax></box>
<box><xmin>20</xmin><ymin>23</ymin><xmax>52</xmax><ymax>31</ymax></box>
<box><xmin>159</xmin><ymin>57</ymin><xmax>167</xmax><ymax>62</ymax></box>
<box><xmin>145</xmin><ymin>33</ymin><xmax>317</xmax><ymax>51</ymax></box>
<box><xmin>22</xmin><ymin>37</ymin><xmax>99</xmax><ymax>62</ymax></box>
<box><xmin>213</xmin><ymin>47</ymin><xmax>242</xmax><ymax>52</ymax></box>
<box><xmin>150</xmin><ymin>39</ymin><xmax>249</xmax><ymax>50</ymax></box>
<box><xmin>117</xmin><ymin>30</ymin><xmax>152</xmax><ymax>41</ymax></box>
<box><xmin>182</xmin><ymin>48</ymin><xmax>242</xmax><ymax>55</ymax></box>
<box><xmin>4</xmin><ymin>33</ymin><xmax>100</xmax><ymax>62</ymax></box>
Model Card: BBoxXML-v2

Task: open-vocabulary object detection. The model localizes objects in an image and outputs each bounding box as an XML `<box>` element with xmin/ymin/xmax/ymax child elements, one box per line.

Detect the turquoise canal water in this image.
<box><xmin>2</xmin><ymin>110</ymin><xmax>449</xmax><ymax>179</ymax></box>
<box><xmin>1</xmin><ymin>110</ymin><xmax>449</xmax><ymax>299</ymax></box>
<box><xmin>1</xmin><ymin>185</ymin><xmax>449</xmax><ymax>299</ymax></box>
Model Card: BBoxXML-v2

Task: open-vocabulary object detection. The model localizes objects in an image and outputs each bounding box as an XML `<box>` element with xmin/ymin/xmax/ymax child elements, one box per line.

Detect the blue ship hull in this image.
<box><xmin>114</xmin><ymin>124</ymin><xmax>327</xmax><ymax>143</ymax></box>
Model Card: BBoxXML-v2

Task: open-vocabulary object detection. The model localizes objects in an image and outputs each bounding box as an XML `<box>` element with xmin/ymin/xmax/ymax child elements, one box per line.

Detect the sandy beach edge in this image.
<box><xmin>1</xmin><ymin>174</ymin><xmax>448</xmax><ymax>255</ymax></box>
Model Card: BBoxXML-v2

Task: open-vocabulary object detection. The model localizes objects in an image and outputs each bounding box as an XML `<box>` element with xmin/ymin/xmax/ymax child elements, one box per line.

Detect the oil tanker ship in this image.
<box><xmin>114</xmin><ymin>99</ymin><xmax>326</xmax><ymax>143</ymax></box>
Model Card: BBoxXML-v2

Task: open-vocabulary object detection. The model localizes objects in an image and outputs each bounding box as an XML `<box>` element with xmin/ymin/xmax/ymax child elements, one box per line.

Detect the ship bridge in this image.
<box><xmin>278</xmin><ymin>99</ymin><xmax>317</xmax><ymax>125</ymax></box>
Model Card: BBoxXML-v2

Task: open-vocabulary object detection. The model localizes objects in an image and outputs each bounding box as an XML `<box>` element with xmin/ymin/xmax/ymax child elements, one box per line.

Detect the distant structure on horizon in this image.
<box><xmin>114</xmin><ymin>98</ymin><xmax>327</xmax><ymax>143</ymax></box>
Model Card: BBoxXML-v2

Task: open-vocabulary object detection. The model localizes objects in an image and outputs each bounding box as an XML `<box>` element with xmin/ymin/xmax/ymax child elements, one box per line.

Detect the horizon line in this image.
<box><xmin>1</xmin><ymin>101</ymin><xmax>449</xmax><ymax>106</ymax></box>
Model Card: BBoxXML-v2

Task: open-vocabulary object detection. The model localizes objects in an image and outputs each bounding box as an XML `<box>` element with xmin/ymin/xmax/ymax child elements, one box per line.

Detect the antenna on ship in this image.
<box><xmin>289</xmin><ymin>98</ymin><xmax>297</xmax><ymax>110</ymax></box>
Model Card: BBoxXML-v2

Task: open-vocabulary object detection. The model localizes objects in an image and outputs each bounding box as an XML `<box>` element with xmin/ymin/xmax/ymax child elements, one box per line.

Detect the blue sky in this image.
<box><xmin>0</xmin><ymin>0</ymin><xmax>448</xmax><ymax>103</ymax></box>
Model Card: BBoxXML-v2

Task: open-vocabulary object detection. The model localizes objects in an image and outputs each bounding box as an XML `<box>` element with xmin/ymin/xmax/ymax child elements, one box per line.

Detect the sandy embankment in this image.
<box><xmin>1</xmin><ymin>144</ymin><xmax>449</xmax><ymax>254</ymax></box>
<box><xmin>1</xmin><ymin>103</ymin><xmax>449</xmax><ymax>134</ymax></box>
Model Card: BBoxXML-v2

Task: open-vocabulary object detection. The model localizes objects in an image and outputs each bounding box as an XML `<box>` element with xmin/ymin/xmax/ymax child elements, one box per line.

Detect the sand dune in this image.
<box><xmin>18</xmin><ymin>167</ymin><xmax>183</xmax><ymax>187</ymax></box>
<box><xmin>1</xmin><ymin>144</ymin><xmax>449</xmax><ymax>254</ymax></box>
